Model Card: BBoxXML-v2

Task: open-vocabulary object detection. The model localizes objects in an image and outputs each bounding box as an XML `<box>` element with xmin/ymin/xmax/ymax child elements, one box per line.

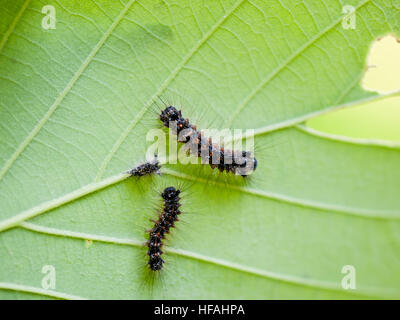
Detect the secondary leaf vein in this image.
<box><xmin>0</xmin><ymin>0</ymin><xmax>136</xmax><ymax>182</ymax></box>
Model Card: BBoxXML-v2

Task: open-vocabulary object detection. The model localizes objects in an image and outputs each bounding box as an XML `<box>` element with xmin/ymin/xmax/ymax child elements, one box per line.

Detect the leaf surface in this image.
<box><xmin>0</xmin><ymin>0</ymin><xmax>400</xmax><ymax>299</ymax></box>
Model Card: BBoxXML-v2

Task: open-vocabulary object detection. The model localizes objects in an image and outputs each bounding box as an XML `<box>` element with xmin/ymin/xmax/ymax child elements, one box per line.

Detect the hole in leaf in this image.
<box><xmin>307</xmin><ymin>34</ymin><xmax>400</xmax><ymax>142</ymax></box>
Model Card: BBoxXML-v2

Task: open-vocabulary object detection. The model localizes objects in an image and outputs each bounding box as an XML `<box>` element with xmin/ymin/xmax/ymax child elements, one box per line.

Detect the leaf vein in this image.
<box><xmin>0</xmin><ymin>0</ymin><xmax>31</xmax><ymax>52</ymax></box>
<box><xmin>224</xmin><ymin>0</ymin><xmax>372</xmax><ymax>126</ymax></box>
<box><xmin>94</xmin><ymin>0</ymin><xmax>247</xmax><ymax>181</ymax></box>
<box><xmin>0</xmin><ymin>282</ymin><xmax>87</xmax><ymax>300</ymax></box>
<box><xmin>18</xmin><ymin>222</ymin><xmax>398</xmax><ymax>299</ymax></box>
<box><xmin>0</xmin><ymin>0</ymin><xmax>137</xmax><ymax>182</ymax></box>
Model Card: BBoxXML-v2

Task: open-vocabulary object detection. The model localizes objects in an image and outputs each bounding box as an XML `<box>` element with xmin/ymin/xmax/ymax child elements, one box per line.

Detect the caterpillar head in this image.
<box><xmin>160</xmin><ymin>106</ymin><xmax>181</xmax><ymax>127</ymax></box>
<box><xmin>237</xmin><ymin>151</ymin><xmax>258</xmax><ymax>177</ymax></box>
<box><xmin>161</xmin><ymin>186</ymin><xmax>181</xmax><ymax>200</ymax></box>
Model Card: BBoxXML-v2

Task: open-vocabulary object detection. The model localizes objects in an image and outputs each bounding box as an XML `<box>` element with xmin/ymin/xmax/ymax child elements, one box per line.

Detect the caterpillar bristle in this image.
<box><xmin>147</xmin><ymin>186</ymin><xmax>182</xmax><ymax>272</ymax></box>
<box><xmin>128</xmin><ymin>155</ymin><xmax>161</xmax><ymax>177</ymax></box>
<box><xmin>159</xmin><ymin>106</ymin><xmax>257</xmax><ymax>177</ymax></box>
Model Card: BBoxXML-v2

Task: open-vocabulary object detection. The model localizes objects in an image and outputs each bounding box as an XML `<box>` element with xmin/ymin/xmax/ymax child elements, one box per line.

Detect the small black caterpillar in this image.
<box><xmin>159</xmin><ymin>106</ymin><xmax>257</xmax><ymax>177</ymax></box>
<box><xmin>147</xmin><ymin>186</ymin><xmax>181</xmax><ymax>271</ymax></box>
<box><xmin>128</xmin><ymin>155</ymin><xmax>161</xmax><ymax>177</ymax></box>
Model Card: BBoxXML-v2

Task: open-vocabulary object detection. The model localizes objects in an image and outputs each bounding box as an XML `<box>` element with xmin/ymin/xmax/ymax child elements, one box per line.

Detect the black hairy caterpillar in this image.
<box><xmin>147</xmin><ymin>186</ymin><xmax>181</xmax><ymax>271</ymax></box>
<box><xmin>159</xmin><ymin>106</ymin><xmax>257</xmax><ymax>177</ymax></box>
<box><xmin>127</xmin><ymin>155</ymin><xmax>161</xmax><ymax>177</ymax></box>
<box><xmin>135</xmin><ymin>178</ymin><xmax>198</xmax><ymax>298</ymax></box>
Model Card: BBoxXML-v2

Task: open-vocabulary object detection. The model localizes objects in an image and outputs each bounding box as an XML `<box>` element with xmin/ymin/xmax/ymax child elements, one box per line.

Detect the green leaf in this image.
<box><xmin>1</xmin><ymin>0</ymin><xmax>400</xmax><ymax>299</ymax></box>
